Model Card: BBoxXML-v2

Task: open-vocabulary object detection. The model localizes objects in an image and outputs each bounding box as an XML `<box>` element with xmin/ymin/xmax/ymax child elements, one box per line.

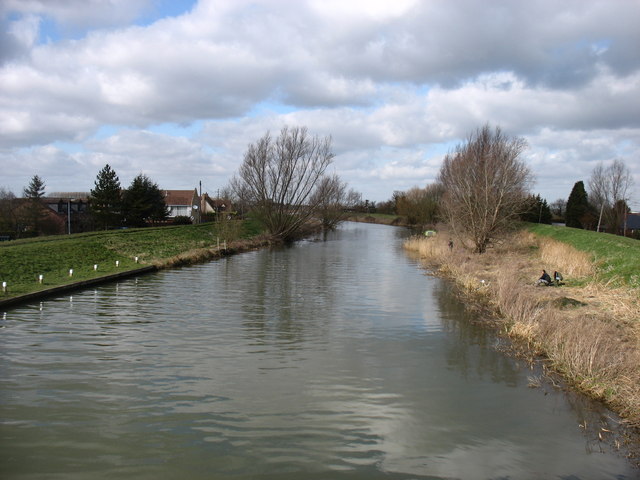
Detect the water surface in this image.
<box><xmin>1</xmin><ymin>222</ymin><xmax>635</xmax><ymax>479</ymax></box>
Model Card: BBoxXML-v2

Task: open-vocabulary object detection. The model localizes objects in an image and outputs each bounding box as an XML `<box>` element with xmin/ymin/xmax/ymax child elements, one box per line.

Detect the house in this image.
<box><xmin>156</xmin><ymin>189</ymin><xmax>235</xmax><ymax>224</ymax></box>
<box><xmin>624</xmin><ymin>212</ymin><xmax>640</xmax><ymax>237</ymax></box>
<box><xmin>44</xmin><ymin>195</ymin><xmax>90</xmax><ymax>217</ymax></box>
<box><xmin>162</xmin><ymin>189</ymin><xmax>201</xmax><ymax>223</ymax></box>
<box><xmin>201</xmin><ymin>193</ymin><xmax>233</xmax><ymax>216</ymax></box>
<box><xmin>42</xmin><ymin>194</ymin><xmax>91</xmax><ymax>234</ymax></box>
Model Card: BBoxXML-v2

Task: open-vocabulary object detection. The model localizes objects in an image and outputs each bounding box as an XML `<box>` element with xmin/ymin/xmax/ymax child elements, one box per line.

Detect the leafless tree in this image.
<box><xmin>231</xmin><ymin>126</ymin><xmax>335</xmax><ymax>240</ymax></box>
<box><xmin>438</xmin><ymin>125</ymin><xmax>533</xmax><ymax>253</ymax></box>
<box><xmin>0</xmin><ymin>187</ymin><xmax>17</xmax><ymax>236</ymax></box>
<box><xmin>311</xmin><ymin>173</ymin><xmax>361</xmax><ymax>229</ymax></box>
<box><xmin>549</xmin><ymin>198</ymin><xmax>566</xmax><ymax>218</ymax></box>
<box><xmin>588</xmin><ymin>159</ymin><xmax>634</xmax><ymax>233</ymax></box>
<box><xmin>395</xmin><ymin>183</ymin><xmax>444</xmax><ymax>226</ymax></box>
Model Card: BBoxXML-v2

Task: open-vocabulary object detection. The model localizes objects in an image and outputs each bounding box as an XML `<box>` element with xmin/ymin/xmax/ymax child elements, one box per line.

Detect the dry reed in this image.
<box><xmin>154</xmin><ymin>234</ymin><xmax>275</xmax><ymax>270</ymax></box>
<box><xmin>537</xmin><ymin>236</ymin><xmax>596</xmax><ymax>278</ymax></box>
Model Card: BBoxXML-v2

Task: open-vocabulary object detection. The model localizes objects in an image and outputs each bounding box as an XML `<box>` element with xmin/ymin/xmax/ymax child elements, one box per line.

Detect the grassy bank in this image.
<box><xmin>404</xmin><ymin>224</ymin><xmax>640</xmax><ymax>430</ymax></box>
<box><xmin>0</xmin><ymin>219</ymin><xmax>267</xmax><ymax>300</ymax></box>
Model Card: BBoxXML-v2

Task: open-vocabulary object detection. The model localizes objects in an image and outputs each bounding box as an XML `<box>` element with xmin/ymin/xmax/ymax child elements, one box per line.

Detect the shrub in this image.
<box><xmin>172</xmin><ymin>216</ymin><xmax>193</xmax><ymax>225</ymax></box>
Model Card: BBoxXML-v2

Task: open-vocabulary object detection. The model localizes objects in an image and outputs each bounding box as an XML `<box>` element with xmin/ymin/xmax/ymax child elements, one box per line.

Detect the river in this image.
<box><xmin>0</xmin><ymin>222</ymin><xmax>636</xmax><ymax>479</ymax></box>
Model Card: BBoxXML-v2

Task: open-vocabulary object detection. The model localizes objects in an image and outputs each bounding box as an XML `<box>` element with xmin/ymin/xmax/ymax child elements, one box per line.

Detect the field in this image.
<box><xmin>0</xmin><ymin>219</ymin><xmax>263</xmax><ymax>298</ymax></box>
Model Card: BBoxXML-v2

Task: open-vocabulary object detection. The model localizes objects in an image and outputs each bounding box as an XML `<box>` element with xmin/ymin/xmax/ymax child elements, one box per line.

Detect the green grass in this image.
<box><xmin>526</xmin><ymin>223</ymin><xmax>640</xmax><ymax>288</ymax></box>
<box><xmin>0</xmin><ymin>219</ymin><xmax>263</xmax><ymax>298</ymax></box>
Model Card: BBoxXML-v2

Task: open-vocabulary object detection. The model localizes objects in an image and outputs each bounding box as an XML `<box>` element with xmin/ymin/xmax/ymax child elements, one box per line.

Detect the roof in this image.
<box><xmin>162</xmin><ymin>189</ymin><xmax>198</xmax><ymax>206</ymax></box>
<box><xmin>43</xmin><ymin>196</ymin><xmax>88</xmax><ymax>203</ymax></box>
<box><xmin>626</xmin><ymin>213</ymin><xmax>640</xmax><ymax>230</ymax></box>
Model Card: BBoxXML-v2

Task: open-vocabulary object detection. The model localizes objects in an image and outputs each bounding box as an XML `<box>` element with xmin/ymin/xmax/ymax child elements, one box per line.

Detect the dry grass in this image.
<box><xmin>537</xmin><ymin>235</ymin><xmax>596</xmax><ymax>278</ymax></box>
<box><xmin>155</xmin><ymin>234</ymin><xmax>276</xmax><ymax>270</ymax></box>
<box><xmin>404</xmin><ymin>228</ymin><xmax>640</xmax><ymax>427</ymax></box>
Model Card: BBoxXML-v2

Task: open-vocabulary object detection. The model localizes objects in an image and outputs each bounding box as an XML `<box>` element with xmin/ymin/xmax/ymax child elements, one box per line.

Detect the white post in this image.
<box><xmin>38</xmin><ymin>274</ymin><xmax>43</xmax><ymax>283</ymax></box>
<box><xmin>69</xmin><ymin>269</ymin><xmax>73</xmax><ymax>277</ymax></box>
<box><xmin>134</xmin><ymin>256</ymin><xmax>138</xmax><ymax>263</ymax></box>
<box><xmin>94</xmin><ymin>264</ymin><xmax>98</xmax><ymax>271</ymax></box>
<box><xmin>223</xmin><ymin>240</ymin><xmax>227</xmax><ymax>250</ymax></box>
<box><xmin>115</xmin><ymin>260</ymin><xmax>119</xmax><ymax>267</ymax></box>
<box><xmin>2</xmin><ymin>281</ymin><xmax>6</xmax><ymax>293</ymax></box>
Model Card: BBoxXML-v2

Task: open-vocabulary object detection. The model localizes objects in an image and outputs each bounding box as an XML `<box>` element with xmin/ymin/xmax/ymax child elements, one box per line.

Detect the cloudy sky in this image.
<box><xmin>1</xmin><ymin>0</ymin><xmax>639</xmax><ymax>208</ymax></box>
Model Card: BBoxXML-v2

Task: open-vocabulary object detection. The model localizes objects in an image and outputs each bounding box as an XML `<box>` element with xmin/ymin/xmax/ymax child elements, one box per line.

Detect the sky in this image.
<box><xmin>1</xmin><ymin>0</ymin><xmax>639</xmax><ymax>208</ymax></box>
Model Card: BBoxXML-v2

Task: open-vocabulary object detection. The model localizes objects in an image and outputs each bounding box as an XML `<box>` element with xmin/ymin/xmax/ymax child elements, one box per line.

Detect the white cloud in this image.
<box><xmin>0</xmin><ymin>0</ymin><xmax>638</xmax><ymax>206</ymax></box>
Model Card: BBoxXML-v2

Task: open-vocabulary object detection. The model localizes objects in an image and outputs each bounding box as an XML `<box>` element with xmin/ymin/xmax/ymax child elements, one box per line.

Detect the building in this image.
<box><xmin>201</xmin><ymin>193</ymin><xmax>233</xmax><ymax>217</ymax></box>
<box><xmin>43</xmin><ymin>194</ymin><xmax>91</xmax><ymax>234</ymax></box>
<box><xmin>624</xmin><ymin>212</ymin><xmax>640</xmax><ymax>237</ymax></box>
<box><xmin>162</xmin><ymin>189</ymin><xmax>201</xmax><ymax>223</ymax></box>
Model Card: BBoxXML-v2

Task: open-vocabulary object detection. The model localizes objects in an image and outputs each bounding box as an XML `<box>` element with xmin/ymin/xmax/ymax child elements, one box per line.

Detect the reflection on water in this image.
<box><xmin>0</xmin><ymin>222</ymin><xmax>636</xmax><ymax>479</ymax></box>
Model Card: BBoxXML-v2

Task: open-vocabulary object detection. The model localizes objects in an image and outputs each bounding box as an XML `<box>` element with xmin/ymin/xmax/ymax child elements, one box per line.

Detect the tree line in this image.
<box><xmin>1</xmin><ymin>123</ymin><xmax>634</xmax><ymax>247</ymax></box>
<box><xmin>371</xmin><ymin>125</ymin><xmax>635</xmax><ymax>251</ymax></box>
<box><xmin>0</xmin><ymin>170</ymin><xmax>169</xmax><ymax>238</ymax></box>
<box><xmin>0</xmin><ymin>126</ymin><xmax>363</xmax><ymax>241</ymax></box>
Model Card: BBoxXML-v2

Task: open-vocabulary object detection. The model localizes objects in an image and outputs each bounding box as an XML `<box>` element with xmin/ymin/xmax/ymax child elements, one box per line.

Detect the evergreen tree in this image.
<box><xmin>521</xmin><ymin>194</ymin><xmax>552</xmax><ymax>224</ymax></box>
<box><xmin>565</xmin><ymin>181</ymin><xmax>590</xmax><ymax>229</ymax></box>
<box><xmin>22</xmin><ymin>175</ymin><xmax>47</xmax><ymax>235</ymax></box>
<box><xmin>122</xmin><ymin>174</ymin><xmax>168</xmax><ymax>227</ymax></box>
<box><xmin>23</xmin><ymin>175</ymin><xmax>46</xmax><ymax>199</ymax></box>
<box><xmin>90</xmin><ymin>164</ymin><xmax>122</xmax><ymax>229</ymax></box>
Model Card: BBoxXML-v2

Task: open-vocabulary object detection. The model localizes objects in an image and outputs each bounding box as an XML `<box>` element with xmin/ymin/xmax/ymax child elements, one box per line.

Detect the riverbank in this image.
<box><xmin>346</xmin><ymin>213</ymin><xmax>411</xmax><ymax>226</ymax></box>
<box><xmin>403</xmin><ymin>227</ymin><xmax>640</xmax><ymax>435</ymax></box>
<box><xmin>0</xmin><ymin>220</ymin><xmax>272</xmax><ymax>308</ymax></box>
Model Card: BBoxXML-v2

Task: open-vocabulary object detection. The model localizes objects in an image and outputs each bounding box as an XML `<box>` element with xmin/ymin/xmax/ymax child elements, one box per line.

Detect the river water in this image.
<box><xmin>0</xmin><ymin>222</ymin><xmax>636</xmax><ymax>479</ymax></box>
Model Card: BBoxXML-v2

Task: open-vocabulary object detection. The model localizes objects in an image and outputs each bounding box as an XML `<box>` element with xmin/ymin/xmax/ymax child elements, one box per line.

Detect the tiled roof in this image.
<box><xmin>163</xmin><ymin>189</ymin><xmax>197</xmax><ymax>206</ymax></box>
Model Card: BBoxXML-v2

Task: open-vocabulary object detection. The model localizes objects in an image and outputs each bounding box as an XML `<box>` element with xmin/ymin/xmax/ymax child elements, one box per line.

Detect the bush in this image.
<box><xmin>172</xmin><ymin>216</ymin><xmax>193</xmax><ymax>225</ymax></box>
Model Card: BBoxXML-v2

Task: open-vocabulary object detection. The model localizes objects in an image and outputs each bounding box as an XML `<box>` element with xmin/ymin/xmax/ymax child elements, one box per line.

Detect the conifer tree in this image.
<box><xmin>521</xmin><ymin>194</ymin><xmax>552</xmax><ymax>224</ymax></box>
<box><xmin>23</xmin><ymin>175</ymin><xmax>46</xmax><ymax>199</ymax></box>
<box><xmin>22</xmin><ymin>175</ymin><xmax>47</xmax><ymax>235</ymax></box>
<box><xmin>565</xmin><ymin>181</ymin><xmax>590</xmax><ymax>229</ymax></box>
<box><xmin>122</xmin><ymin>174</ymin><xmax>168</xmax><ymax>227</ymax></box>
<box><xmin>90</xmin><ymin>164</ymin><xmax>122</xmax><ymax>229</ymax></box>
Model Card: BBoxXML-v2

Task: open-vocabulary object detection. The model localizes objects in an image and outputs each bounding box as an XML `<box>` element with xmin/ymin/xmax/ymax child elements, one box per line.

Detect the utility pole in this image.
<box><xmin>67</xmin><ymin>198</ymin><xmax>75</xmax><ymax>234</ymax></box>
<box><xmin>198</xmin><ymin>181</ymin><xmax>203</xmax><ymax>224</ymax></box>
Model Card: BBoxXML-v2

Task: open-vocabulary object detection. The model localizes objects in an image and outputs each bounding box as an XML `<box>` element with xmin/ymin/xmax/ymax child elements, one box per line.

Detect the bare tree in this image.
<box><xmin>588</xmin><ymin>159</ymin><xmax>634</xmax><ymax>234</ymax></box>
<box><xmin>438</xmin><ymin>125</ymin><xmax>533</xmax><ymax>253</ymax></box>
<box><xmin>395</xmin><ymin>183</ymin><xmax>444</xmax><ymax>226</ymax></box>
<box><xmin>311</xmin><ymin>173</ymin><xmax>361</xmax><ymax>229</ymax></box>
<box><xmin>549</xmin><ymin>198</ymin><xmax>566</xmax><ymax>218</ymax></box>
<box><xmin>231</xmin><ymin>126</ymin><xmax>335</xmax><ymax>240</ymax></box>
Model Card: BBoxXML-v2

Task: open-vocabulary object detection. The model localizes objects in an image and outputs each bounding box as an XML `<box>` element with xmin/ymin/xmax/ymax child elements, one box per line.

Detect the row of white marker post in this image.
<box><xmin>1</xmin><ymin>256</ymin><xmax>139</xmax><ymax>293</ymax></box>
<box><xmin>65</xmin><ymin>256</ymin><xmax>139</xmax><ymax>277</ymax></box>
